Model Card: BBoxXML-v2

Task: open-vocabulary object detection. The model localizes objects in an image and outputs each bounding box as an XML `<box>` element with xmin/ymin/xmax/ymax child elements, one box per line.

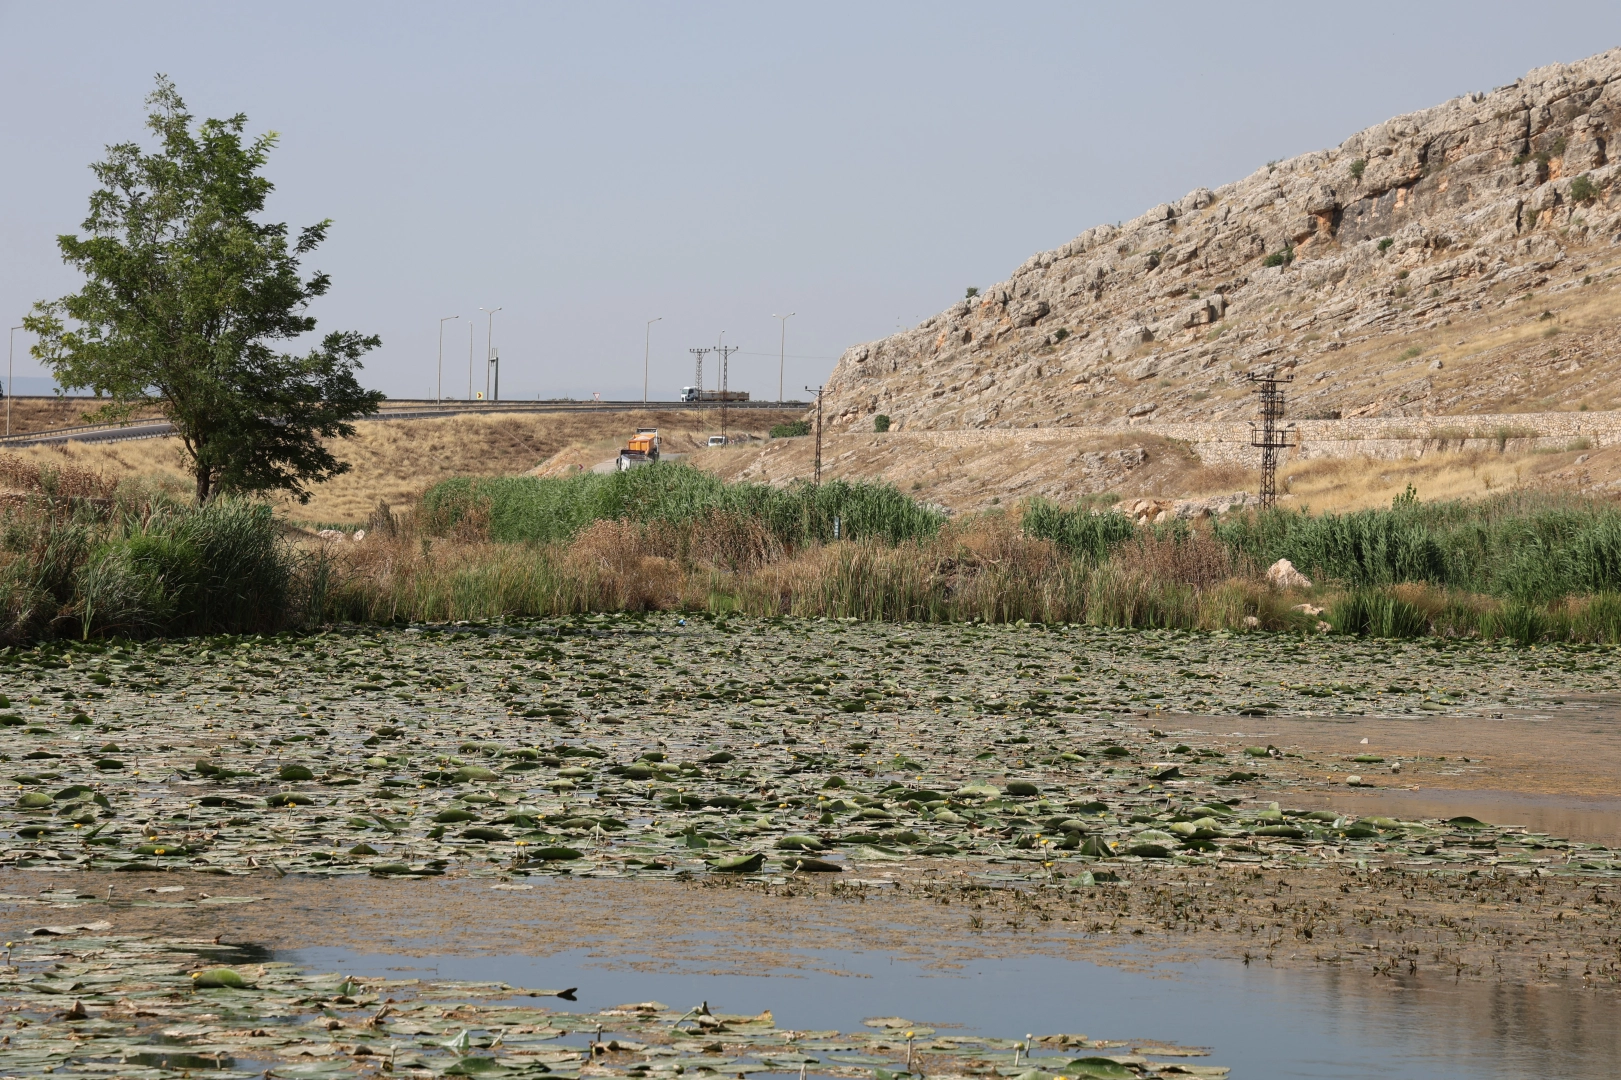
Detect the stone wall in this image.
<box><xmin>882</xmin><ymin>409</ymin><xmax>1621</xmax><ymax>467</ymax></box>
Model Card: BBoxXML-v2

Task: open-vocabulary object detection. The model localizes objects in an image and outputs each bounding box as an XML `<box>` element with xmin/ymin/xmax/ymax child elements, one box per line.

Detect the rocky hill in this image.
<box><xmin>821</xmin><ymin>49</ymin><xmax>1621</xmax><ymax>433</ymax></box>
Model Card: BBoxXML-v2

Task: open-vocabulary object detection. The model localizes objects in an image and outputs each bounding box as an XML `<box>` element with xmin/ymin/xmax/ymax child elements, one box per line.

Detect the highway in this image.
<box><xmin>0</xmin><ymin>398</ymin><xmax>808</xmax><ymax>449</ymax></box>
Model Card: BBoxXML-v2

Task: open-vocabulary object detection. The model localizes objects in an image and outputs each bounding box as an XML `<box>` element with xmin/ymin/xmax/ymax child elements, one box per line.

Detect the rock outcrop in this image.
<box><xmin>822</xmin><ymin>49</ymin><xmax>1621</xmax><ymax>432</ymax></box>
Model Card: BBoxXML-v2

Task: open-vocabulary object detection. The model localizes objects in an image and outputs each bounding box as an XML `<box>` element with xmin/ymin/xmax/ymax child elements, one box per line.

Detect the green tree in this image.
<box><xmin>25</xmin><ymin>76</ymin><xmax>384</xmax><ymax>504</ymax></box>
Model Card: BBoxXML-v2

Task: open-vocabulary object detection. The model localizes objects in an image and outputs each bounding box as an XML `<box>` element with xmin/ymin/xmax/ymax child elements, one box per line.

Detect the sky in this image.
<box><xmin>3</xmin><ymin>2</ymin><xmax>1621</xmax><ymax>402</ymax></box>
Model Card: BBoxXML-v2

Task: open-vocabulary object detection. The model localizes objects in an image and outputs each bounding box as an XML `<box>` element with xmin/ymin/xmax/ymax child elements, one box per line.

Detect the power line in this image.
<box><xmin>715</xmin><ymin>344</ymin><xmax>739</xmax><ymax>437</ymax></box>
<box><xmin>1247</xmin><ymin>368</ymin><xmax>1295</xmax><ymax>509</ymax></box>
<box><xmin>688</xmin><ymin>347</ymin><xmax>710</xmax><ymax>396</ymax></box>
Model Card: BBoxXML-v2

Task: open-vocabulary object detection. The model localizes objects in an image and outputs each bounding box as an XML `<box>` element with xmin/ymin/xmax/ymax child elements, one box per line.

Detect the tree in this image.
<box><xmin>25</xmin><ymin>76</ymin><xmax>384</xmax><ymax>504</ymax></box>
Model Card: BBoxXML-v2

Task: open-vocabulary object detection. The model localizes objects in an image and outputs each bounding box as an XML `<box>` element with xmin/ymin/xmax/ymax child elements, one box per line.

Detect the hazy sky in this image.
<box><xmin>4</xmin><ymin>3</ymin><xmax>1621</xmax><ymax>402</ymax></box>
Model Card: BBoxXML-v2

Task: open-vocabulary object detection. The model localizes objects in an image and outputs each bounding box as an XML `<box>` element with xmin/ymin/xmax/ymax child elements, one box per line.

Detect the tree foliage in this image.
<box><xmin>25</xmin><ymin>76</ymin><xmax>384</xmax><ymax>503</ymax></box>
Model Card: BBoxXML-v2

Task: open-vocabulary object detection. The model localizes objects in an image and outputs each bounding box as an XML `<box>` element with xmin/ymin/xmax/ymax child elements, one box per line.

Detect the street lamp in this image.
<box><xmin>772</xmin><ymin>312</ymin><xmax>795</xmax><ymax>404</ymax></box>
<box><xmin>437</xmin><ymin>315</ymin><xmax>459</xmax><ymax>406</ymax></box>
<box><xmin>644</xmin><ymin>317</ymin><xmax>662</xmax><ymax>404</ymax></box>
<box><xmin>479</xmin><ymin>306</ymin><xmax>502</xmax><ymax>402</ymax></box>
<box><xmin>7</xmin><ymin>324</ymin><xmax>22</xmax><ymax>437</ymax></box>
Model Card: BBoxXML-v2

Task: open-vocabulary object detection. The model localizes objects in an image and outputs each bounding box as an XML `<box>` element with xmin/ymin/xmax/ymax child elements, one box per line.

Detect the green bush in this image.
<box><xmin>1349</xmin><ymin>158</ymin><xmax>1367</xmax><ymax>180</ymax></box>
<box><xmin>1377</xmin><ymin>237</ymin><xmax>1394</xmax><ymax>252</ymax></box>
<box><xmin>873</xmin><ymin>415</ymin><xmax>891</xmax><ymax>433</ymax></box>
<box><xmin>1262</xmin><ymin>248</ymin><xmax>1293</xmax><ymax>268</ymax></box>
<box><xmin>769</xmin><ymin>420</ymin><xmax>811</xmax><ymax>439</ymax></box>
<box><xmin>1570</xmin><ymin>174</ymin><xmax>1599</xmax><ymax>203</ymax></box>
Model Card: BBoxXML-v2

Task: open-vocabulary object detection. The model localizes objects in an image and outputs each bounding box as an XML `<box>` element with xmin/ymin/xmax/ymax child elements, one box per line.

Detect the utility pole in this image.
<box><xmin>715</xmin><ymin>343</ymin><xmax>739</xmax><ymax>439</ymax></box>
<box><xmin>806</xmin><ymin>384</ymin><xmax>825</xmax><ymax>485</ymax></box>
<box><xmin>7</xmin><ymin>324</ymin><xmax>22</xmax><ymax>438</ymax></box>
<box><xmin>1247</xmin><ymin>368</ymin><xmax>1295</xmax><ymax>509</ymax></box>
<box><xmin>437</xmin><ymin>315</ymin><xmax>459</xmax><ymax>406</ymax></box>
<box><xmin>772</xmin><ymin>312</ymin><xmax>794</xmax><ymax>403</ymax></box>
<box><xmin>467</xmin><ymin>322</ymin><xmax>475</xmax><ymax>400</ymax></box>
<box><xmin>479</xmin><ymin>307</ymin><xmax>502</xmax><ymax>402</ymax></box>
<box><xmin>644</xmin><ymin>317</ymin><xmax>662</xmax><ymax>404</ymax></box>
<box><xmin>688</xmin><ymin>348</ymin><xmax>710</xmax><ymax>402</ymax></box>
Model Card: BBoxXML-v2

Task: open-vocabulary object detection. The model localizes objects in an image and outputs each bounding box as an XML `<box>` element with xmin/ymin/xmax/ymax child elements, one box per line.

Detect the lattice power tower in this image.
<box><xmin>1247</xmin><ymin>369</ymin><xmax>1295</xmax><ymax>508</ymax></box>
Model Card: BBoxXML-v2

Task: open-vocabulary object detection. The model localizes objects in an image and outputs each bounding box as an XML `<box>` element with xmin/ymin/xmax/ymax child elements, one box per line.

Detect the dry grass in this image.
<box><xmin>1279</xmin><ymin>442</ymin><xmax>1618</xmax><ymax>511</ymax></box>
<box><xmin>0</xmin><ymin>408</ymin><xmax>803</xmax><ymax>525</ymax></box>
<box><xmin>0</xmin><ymin>397</ymin><xmax>114</xmax><ymax>435</ymax></box>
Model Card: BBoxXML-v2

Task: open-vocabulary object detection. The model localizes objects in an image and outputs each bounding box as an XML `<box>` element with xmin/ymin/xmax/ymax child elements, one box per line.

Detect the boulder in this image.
<box><xmin>1266</xmin><ymin>558</ymin><xmax>1312</xmax><ymax>588</ymax></box>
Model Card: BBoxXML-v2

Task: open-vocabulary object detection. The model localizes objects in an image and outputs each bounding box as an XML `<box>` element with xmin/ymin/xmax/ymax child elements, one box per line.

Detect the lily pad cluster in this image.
<box><xmin>0</xmin><ymin>927</ymin><xmax>1228</xmax><ymax>1079</ymax></box>
<box><xmin>0</xmin><ymin>616</ymin><xmax>1613</xmax><ymax>882</ymax></box>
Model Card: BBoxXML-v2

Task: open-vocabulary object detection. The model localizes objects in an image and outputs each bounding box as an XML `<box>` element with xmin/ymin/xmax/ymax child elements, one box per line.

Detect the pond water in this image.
<box><xmin>1297</xmin><ymin>787</ymin><xmax>1621</xmax><ymax>846</ymax></box>
<box><xmin>287</xmin><ymin>943</ymin><xmax>1621</xmax><ymax>1080</ymax></box>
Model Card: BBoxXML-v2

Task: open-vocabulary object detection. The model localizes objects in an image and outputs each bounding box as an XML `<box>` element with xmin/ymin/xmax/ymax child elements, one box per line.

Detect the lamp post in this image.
<box><xmin>466</xmin><ymin>322</ymin><xmax>475</xmax><ymax>400</ymax></box>
<box><xmin>643</xmin><ymin>317</ymin><xmax>662</xmax><ymax>405</ymax></box>
<box><xmin>437</xmin><ymin>315</ymin><xmax>459</xmax><ymax>406</ymax></box>
<box><xmin>772</xmin><ymin>312</ymin><xmax>794</xmax><ymax>403</ymax></box>
<box><xmin>479</xmin><ymin>306</ymin><xmax>502</xmax><ymax>402</ymax></box>
<box><xmin>7</xmin><ymin>325</ymin><xmax>22</xmax><ymax>437</ymax></box>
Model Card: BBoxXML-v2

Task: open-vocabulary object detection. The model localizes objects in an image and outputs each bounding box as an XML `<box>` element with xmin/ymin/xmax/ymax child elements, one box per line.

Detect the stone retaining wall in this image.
<box><xmin>892</xmin><ymin>411</ymin><xmax>1621</xmax><ymax>467</ymax></box>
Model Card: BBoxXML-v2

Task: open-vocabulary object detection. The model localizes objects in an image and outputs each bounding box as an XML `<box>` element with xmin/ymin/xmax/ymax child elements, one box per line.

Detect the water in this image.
<box><xmin>1296</xmin><ymin>787</ymin><xmax>1621</xmax><ymax>846</ymax></box>
<box><xmin>286</xmin><ymin>943</ymin><xmax>1621</xmax><ymax>1079</ymax></box>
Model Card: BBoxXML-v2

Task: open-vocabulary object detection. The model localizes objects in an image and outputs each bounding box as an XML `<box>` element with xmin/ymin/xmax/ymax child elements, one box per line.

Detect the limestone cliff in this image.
<box><xmin>823</xmin><ymin>49</ymin><xmax>1621</xmax><ymax>432</ymax></box>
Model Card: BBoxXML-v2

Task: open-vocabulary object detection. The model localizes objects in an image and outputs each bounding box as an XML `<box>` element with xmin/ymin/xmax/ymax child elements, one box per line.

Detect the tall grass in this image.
<box><xmin>1021</xmin><ymin>499</ymin><xmax>1137</xmax><ymax>560</ymax></box>
<box><xmin>1210</xmin><ymin>491</ymin><xmax>1621</xmax><ymax>601</ymax></box>
<box><xmin>0</xmin><ymin>466</ymin><xmax>296</xmax><ymax>643</ymax></box>
<box><xmin>10</xmin><ymin>451</ymin><xmax>1621</xmax><ymax>645</ymax></box>
<box><xmin>420</xmin><ymin>464</ymin><xmax>944</xmax><ymax>548</ymax></box>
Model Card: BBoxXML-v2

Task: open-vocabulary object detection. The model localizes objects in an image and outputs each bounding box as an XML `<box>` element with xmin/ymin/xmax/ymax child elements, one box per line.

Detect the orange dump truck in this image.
<box><xmin>616</xmin><ymin>428</ymin><xmax>660</xmax><ymax>471</ymax></box>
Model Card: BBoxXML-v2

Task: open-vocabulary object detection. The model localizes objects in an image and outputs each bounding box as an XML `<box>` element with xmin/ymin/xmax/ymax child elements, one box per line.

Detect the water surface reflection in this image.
<box><xmin>288</xmin><ymin>944</ymin><xmax>1620</xmax><ymax>1079</ymax></box>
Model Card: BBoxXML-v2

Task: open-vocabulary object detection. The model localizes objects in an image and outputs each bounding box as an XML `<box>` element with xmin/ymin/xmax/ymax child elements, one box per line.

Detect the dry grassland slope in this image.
<box><xmin>822</xmin><ymin>48</ymin><xmax>1621</xmax><ymax>433</ymax></box>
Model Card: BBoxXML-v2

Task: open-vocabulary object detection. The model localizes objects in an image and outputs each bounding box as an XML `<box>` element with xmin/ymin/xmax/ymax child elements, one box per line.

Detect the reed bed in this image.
<box><xmin>6</xmin><ymin>449</ymin><xmax>1621</xmax><ymax>645</ymax></box>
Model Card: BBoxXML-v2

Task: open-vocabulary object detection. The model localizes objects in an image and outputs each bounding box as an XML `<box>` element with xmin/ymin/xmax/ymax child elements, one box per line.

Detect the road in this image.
<box><xmin>0</xmin><ymin>399</ymin><xmax>808</xmax><ymax>449</ymax></box>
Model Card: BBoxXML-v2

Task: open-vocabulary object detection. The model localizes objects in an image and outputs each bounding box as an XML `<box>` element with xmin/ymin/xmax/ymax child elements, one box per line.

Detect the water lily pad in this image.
<box><xmin>1065</xmin><ymin>1058</ymin><xmax>1136</xmax><ymax>1079</ymax></box>
<box><xmin>776</xmin><ymin>834</ymin><xmax>824</xmax><ymax>851</ymax></box>
<box><xmin>277</xmin><ymin>764</ymin><xmax>315</xmax><ymax>781</ymax></box>
<box><xmin>462</xmin><ymin>826</ymin><xmax>511</xmax><ymax>841</ymax></box>
<box><xmin>191</xmin><ymin>966</ymin><xmax>250</xmax><ymax>989</ymax></box>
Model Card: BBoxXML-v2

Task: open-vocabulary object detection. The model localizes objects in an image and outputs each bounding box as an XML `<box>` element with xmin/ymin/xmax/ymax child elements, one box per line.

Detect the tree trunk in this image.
<box><xmin>195</xmin><ymin>465</ymin><xmax>212</xmax><ymax>505</ymax></box>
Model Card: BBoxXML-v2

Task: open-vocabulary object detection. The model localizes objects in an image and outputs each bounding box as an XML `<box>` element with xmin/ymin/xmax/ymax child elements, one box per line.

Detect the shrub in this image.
<box><xmin>1349</xmin><ymin>158</ymin><xmax>1366</xmax><ymax>180</ymax></box>
<box><xmin>965</xmin><ymin>287</ymin><xmax>979</xmax><ymax>298</ymax></box>
<box><xmin>1570</xmin><ymin>174</ymin><xmax>1599</xmax><ymax>203</ymax></box>
<box><xmin>1377</xmin><ymin>237</ymin><xmax>1394</xmax><ymax>252</ymax></box>
<box><xmin>1262</xmin><ymin>248</ymin><xmax>1293</xmax><ymax>268</ymax></box>
<box><xmin>769</xmin><ymin>420</ymin><xmax>811</xmax><ymax>439</ymax></box>
<box><xmin>873</xmin><ymin>415</ymin><xmax>891</xmax><ymax>433</ymax></box>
